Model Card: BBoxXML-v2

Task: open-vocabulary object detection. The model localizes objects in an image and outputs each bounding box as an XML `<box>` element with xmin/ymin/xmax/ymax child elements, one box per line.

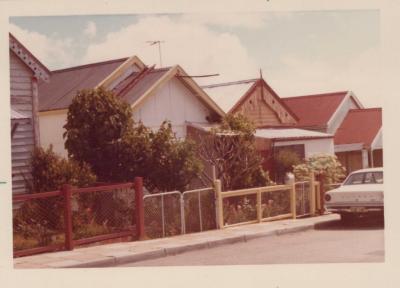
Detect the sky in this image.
<box><xmin>9</xmin><ymin>10</ymin><xmax>381</xmax><ymax>107</ymax></box>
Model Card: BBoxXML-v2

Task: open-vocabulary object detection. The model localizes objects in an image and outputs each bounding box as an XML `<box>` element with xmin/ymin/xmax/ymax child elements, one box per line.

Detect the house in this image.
<box><xmin>38</xmin><ymin>56</ymin><xmax>225</xmax><ymax>157</ymax></box>
<box><xmin>282</xmin><ymin>91</ymin><xmax>363</xmax><ymax>134</ymax></box>
<box><xmin>202</xmin><ymin>78</ymin><xmax>335</xmax><ymax>161</ymax></box>
<box><xmin>334</xmin><ymin>108</ymin><xmax>383</xmax><ymax>173</ymax></box>
<box><xmin>9</xmin><ymin>33</ymin><xmax>51</xmax><ymax>194</ymax></box>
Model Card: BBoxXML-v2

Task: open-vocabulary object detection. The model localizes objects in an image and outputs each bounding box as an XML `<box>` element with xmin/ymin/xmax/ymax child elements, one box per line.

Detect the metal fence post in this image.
<box><xmin>214</xmin><ymin>180</ymin><xmax>224</xmax><ymax>229</ymax></box>
<box><xmin>309</xmin><ymin>171</ymin><xmax>316</xmax><ymax>216</ymax></box>
<box><xmin>134</xmin><ymin>177</ymin><xmax>146</xmax><ymax>240</ymax></box>
<box><xmin>62</xmin><ymin>184</ymin><xmax>74</xmax><ymax>251</ymax></box>
<box><xmin>290</xmin><ymin>181</ymin><xmax>297</xmax><ymax>219</ymax></box>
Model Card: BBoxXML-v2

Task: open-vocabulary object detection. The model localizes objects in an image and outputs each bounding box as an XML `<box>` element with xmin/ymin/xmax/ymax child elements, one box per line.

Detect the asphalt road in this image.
<box><xmin>119</xmin><ymin>216</ymin><xmax>384</xmax><ymax>266</ymax></box>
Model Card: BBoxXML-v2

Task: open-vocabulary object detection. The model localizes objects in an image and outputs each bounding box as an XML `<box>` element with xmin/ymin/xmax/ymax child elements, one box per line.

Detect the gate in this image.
<box><xmin>295</xmin><ymin>181</ymin><xmax>311</xmax><ymax>217</ymax></box>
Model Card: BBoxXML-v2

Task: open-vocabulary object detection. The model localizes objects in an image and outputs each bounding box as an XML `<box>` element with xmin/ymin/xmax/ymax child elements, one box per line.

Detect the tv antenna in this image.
<box><xmin>147</xmin><ymin>40</ymin><xmax>165</xmax><ymax>68</ymax></box>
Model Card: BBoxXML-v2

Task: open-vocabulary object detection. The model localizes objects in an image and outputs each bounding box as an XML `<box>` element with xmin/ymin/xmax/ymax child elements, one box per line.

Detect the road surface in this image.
<box><xmin>118</xmin><ymin>216</ymin><xmax>384</xmax><ymax>266</ymax></box>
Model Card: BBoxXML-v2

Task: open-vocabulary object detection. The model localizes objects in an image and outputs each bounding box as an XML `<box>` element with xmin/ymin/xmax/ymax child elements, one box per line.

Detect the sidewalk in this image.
<box><xmin>14</xmin><ymin>214</ymin><xmax>340</xmax><ymax>268</ymax></box>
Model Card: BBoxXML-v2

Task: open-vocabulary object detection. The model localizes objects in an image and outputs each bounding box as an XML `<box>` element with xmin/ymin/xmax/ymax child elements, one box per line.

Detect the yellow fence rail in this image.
<box><xmin>214</xmin><ymin>172</ymin><xmax>317</xmax><ymax>229</ymax></box>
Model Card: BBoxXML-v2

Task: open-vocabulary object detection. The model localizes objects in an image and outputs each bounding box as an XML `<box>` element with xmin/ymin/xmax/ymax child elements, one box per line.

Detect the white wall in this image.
<box><xmin>39</xmin><ymin>76</ymin><xmax>213</xmax><ymax>156</ymax></box>
<box><xmin>275</xmin><ymin>138</ymin><xmax>334</xmax><ymax>158</ymax></box>
<box><xmin>132</xmin><ymin>76</ymin><xmax>211</xmax><ymax>138</ymax></box>
<box><xmin>327</xmin><ymin>95</ymin><xmax>359</xmax><ymax>134</ymax></box>
<box><xmin>39</xmin><ymin>113</ymin><xmax>68</xmax><ymax>157</ymax></box>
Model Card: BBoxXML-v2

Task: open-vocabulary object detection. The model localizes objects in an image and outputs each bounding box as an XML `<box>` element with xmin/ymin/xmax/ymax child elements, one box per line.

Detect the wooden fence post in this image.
<box><xmin>62</xmin><ymin>184</ymin><xmax>74</xmax><ymax>251</ymax></box>
<box><xmin>257</xmin><ymin>190</ymin><xmax>262</xmax><ymax>223</ymax></box>
<box><xmin>290</xmin><ymin>180</ymin><xmax>297</xmax><ymax>219</ymax></box>
<box><xmin>309</xmin><ymin>171</ymin><xmax>316</xmax><ymax>216</ymax></box>
<box><xmin>134</xmin><ymin>177</ymin><xmax>146</xmax><ymax>240</ymax></box>
<box><xmin>214</xmin><ymin>180</ymin><xmax>224</xmax><ymax>229</ymax></box>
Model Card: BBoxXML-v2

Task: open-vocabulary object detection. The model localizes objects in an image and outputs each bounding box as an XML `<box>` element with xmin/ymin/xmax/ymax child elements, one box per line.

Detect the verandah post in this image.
<box><xmin>62</xmin><ymin>184</ymin><xmax>74</xmax><ymax>251</ymax></box>
<box><xmin>134</xmin><ymin>177</ymin><xmax>146</xmax><ymax>240</ymax></box>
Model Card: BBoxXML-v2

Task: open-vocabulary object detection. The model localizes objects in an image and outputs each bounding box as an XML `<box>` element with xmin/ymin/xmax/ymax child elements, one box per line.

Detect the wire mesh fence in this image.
<box><xmin>295</xmin><ymin>181</ymin><xmax>311</xmax><ymax>217</ymax></box>
<box><xmin>261</xmin><ymin>188</ymin><xmax>291</xmax><ymax>219</ymax></box>
<box><xmin>13</xmin><ymin>192</ymin><xmax>65</xmax><ymax>253</ymax></box>
<box><xmin>72</xmin><ymin>186</ymin><xmax>136</xmax><ymax>242</ymax></box>
<box><xmin>182</xmin><ymin>188</ymin><xmax>217</xmax><ymax>233</ymax></box>
<box><xmin>143</xmin><ymin>191</ymin><xmax>183</xmax><ymax>239</ymax></box>
<box><xmin>223</xmin><ymin>194</ymin><xmax>257</xmax><ymax>225</ymax></box>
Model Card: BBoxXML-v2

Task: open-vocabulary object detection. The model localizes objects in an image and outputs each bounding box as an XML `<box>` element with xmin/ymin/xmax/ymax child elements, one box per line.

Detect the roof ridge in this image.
<box><xmin>201</xmin><ymin>78</ymin><xmax>258</xmax><ymax>89</ymax></box>
<box><xmin>52</xmin><ymin>57</ymin><xmax>129</xmax><ymax>73</ymax></box>
<box><xmin>283</xmin><ymin>91</ymin><xmax>349</xmax><ymax>100</ymax></box>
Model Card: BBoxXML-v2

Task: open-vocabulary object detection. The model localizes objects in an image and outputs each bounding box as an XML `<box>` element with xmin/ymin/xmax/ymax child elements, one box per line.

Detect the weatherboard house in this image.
<box><xmin>38</xmin><ymin>56</ymin><xmax>225</xmax><ymax>158</ymax></box>
<box><xmin>9</xmin><ymin>33</ymin><xmax>51</xmax><ymax>194</ymax></box>
<box><xmin>201</xmin><ymin>78</ymin><xmax>336</xmax><ymax>173</ymax></box>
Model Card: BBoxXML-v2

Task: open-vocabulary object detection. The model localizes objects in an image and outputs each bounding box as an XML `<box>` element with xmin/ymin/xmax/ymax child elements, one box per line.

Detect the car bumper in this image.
<box><xmin>325</xmin><ymin>205</ymin><xmax>384</xmax><ymax>214</ymax></box>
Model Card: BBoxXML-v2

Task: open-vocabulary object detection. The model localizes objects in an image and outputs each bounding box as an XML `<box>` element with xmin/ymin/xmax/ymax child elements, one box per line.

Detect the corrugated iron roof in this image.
<box><xmin>38</xmin><ymin>58</ymin><xmax>128</xmax><ymax>111</ymax></box>
<box><xmin>334</xmin><ymin>108</ymin><xmax>382</xmax><ymax>148</ymax></box>
<box><xmin>282</xmin><ymin>91</ymin><xmax>349</xmax><ymax>128</ymax></box>
<box><xmin>201</xmin><ymin>79</ymin><xmax>258</xmax><ymax>113</ymax></box>
<box><xmin>114</xmin><ymin>67</ymin><xmax>172</xmax><ymax>105</ymax></box>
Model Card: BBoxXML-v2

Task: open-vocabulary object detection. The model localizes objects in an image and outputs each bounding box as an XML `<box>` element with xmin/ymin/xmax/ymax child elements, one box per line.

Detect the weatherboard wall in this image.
<box><xmin>10</xmin><ymin>51</ymin><xmax>35</xmax><ymax>194</ymax></box>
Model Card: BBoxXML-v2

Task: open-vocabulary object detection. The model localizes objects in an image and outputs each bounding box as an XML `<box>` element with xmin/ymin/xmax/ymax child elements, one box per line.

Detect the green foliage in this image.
<box><xmin>274</xmin><ymin>149</ymin><xmax>301</xmax><ymax>182</ymax></box>
<box><xmin>64</xmin><ymin>87</ymin><xmax>134</xmax><ymax>181</ymax></box>
<box><xmin>200</xmin><ymin>114</ymin><xmax>270</xmax><ymax>191</ymax></box>
<box><xmin>293</xmin><ymin>153</ymin><xmax>346</xmax><ymax>184</ymax></box>
<box><xmin>146</xmin><ymin>122</ymin><xmax>203</xmax><ymax>192</ymax></box>
<box><xmin>64</xmin><ymin>87</ymin><xmax>203</xmax><ymax>191</ymax></box>
<box><xmin>29</xmin><ymin>146</ymin><xmax>96</xmax><ymax>192</ymax></box>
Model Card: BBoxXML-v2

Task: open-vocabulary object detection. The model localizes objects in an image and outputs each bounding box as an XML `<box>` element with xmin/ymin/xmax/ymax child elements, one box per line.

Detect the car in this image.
<box><xmin>324</xmin><ymin>167</ymin><xmax>384</xmax><ymax>222</ymax></box>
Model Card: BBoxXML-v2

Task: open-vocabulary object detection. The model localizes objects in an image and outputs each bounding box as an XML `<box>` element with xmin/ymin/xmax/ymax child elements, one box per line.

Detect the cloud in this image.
<box><xmin>82</xmin><ymin>16</ymin><xmax>259</xmax><ymax>85</ymax></box>
<box><xmin>84</xmin><ymin>21</ymin><xmax>97</xmax><ymax>39</ymax></box>
<box><xmin>179</xmin><ymin>13</ymin><xmax>268</xmax><ymax>29</ymax></box>
<box><xmin>269</xmin><ymin>47</ymin><xmax>381</xmax><ymax>107</ymax></box>
<box><xmin>9</xmin><ymin>23</ymin><xmax>75</xmax><ymax>70</ymax></box>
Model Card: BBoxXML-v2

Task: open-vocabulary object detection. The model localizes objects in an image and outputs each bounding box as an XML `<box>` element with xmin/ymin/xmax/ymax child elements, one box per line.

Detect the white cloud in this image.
<box><xmin>269</xmin><ymin>47</ymin><xmax>381</xmax><ymax>107</ymax></box>
<box><xmin>82</xmin><ymin>16</ymin><xmax>259</xmax><ymax>85</ymax></box>
<box><xmin>9</xmin><ymin>23</ymin><xmax>74</xmax><ymax>70</ymax></box>
<box><xmin>180</xmin><ymin>13</ymin><xmax>268</xmax><ymax>29</ymax></box>
<box><xmin>84</xmin><ymin>21</ymin><xmax>97</xmax><ymax>39</ymax></box>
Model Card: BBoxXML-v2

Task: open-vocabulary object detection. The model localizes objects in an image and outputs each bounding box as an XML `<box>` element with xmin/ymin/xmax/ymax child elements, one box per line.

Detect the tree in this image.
<box><xmin>145</xmin><ymin>121</ymin><xmax>203</xmax><ymax>192</ymax></box>
<box><xmin>198</xmin><ymin>114</ymin><xmax>270</xmax><ymax>191</ymax></box>
<box><xmin>63</xmin><ymin>87</ymin><xmax>136</xmax><ymax>181</ymax></box>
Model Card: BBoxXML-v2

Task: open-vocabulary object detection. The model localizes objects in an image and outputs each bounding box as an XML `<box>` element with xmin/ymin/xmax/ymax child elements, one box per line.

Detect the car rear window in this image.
<box><xmin>344</xmin><ymin>171</ymin><xmax>383</xmax><ymax>185</ymax></box>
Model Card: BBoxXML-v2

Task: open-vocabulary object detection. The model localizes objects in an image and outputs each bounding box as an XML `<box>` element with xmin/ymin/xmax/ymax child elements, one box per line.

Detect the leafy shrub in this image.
<box><xmin>293</xmin><ymin>153</ymin><xmax>346</xmax><ymax>184</ymax></box>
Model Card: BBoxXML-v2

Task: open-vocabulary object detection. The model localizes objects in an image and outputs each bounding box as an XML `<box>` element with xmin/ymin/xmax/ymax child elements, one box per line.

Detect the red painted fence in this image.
<box><xmin>12</xmin><ymin>177</ymin><xmax>145</xmax><ymax>258</ymax></box>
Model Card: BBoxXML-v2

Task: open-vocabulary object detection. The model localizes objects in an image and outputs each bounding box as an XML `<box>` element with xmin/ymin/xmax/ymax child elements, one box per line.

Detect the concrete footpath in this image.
<box><xmin>14</xmin><ymin>214</ymin><xmax>340</xmax><ymax>268</ymax></box>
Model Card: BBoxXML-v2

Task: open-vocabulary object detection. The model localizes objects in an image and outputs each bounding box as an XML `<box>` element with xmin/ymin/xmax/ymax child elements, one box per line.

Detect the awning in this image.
<box><xmin>11</xmin><ymin>108</ymin><xmax>28</xmax><ymax>119</ymax></box>
<box><xmin>255</xmin><ymin>128</ymin><xmax>333</xmax><ymax>141</ymax></box>
<box><xmin>334</xmin><ymin>143</ymin><xmax>364</xmax><ymax>152</ymax></box>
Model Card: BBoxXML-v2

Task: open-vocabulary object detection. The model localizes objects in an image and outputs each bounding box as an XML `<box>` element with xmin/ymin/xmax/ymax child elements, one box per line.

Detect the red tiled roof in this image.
<box><xmin>334</xmin><ymin>108</ymin><xmax>382</xmax><ymax>148</ymax></box>
<box><xmin>38</xmin><ymin>58</ymin><xmax>128</xmax><ymax>111</ymax></box>
<box><xmin>282</xmin><ymin>91</ymin><xmax>349</xmax><ymax>128</ymax></box>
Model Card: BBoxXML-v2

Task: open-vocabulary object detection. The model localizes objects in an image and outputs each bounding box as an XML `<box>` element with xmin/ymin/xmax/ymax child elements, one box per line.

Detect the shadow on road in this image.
<box><xmin>315</xmin><ymin>214</ymin><xmax>384</xmax><ymax>231</ymax></box>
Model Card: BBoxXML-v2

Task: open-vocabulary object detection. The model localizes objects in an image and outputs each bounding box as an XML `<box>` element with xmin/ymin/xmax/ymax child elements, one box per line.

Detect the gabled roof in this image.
<box><xmin>201</xmin><ymin>79</ymin><xmax>258</xmax><ymax>113</ymax></box>
<box><xmin>38</xmin><ymin>58</ymin><xmax>128</xmax><ymax>111</ymax></box>
<box><xmin>334</xmin><ymin>108</ymin><xmax>382</xmax><ymax>149</ymax></box>
<box><xmin>9</xmin><ymin>33</ymin><xmax>51</xmax><ymax>82</ymax></box>
<box><xmin>38</xmin><ymin>58</ymin><xmax>225</xmax><ymax>117</ymax></box>
<box><xmin>201</xmin><ymin>78</ymin><xmax>298</xmax><ymax>122</ymax></box>
<box><xmin>282</xmin><ymin>91</ymin><xmax>351</xmax><ymax>129</ymax></box>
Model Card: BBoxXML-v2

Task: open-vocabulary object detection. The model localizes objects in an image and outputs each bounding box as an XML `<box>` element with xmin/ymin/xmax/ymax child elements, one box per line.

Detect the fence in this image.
<box><xmin>13</xmin><ymin>178</ymin><xmax>144</xmax><ymax>258</ymax></box>
<box><xmin>142</xmin><ymin>187</ymin><xmax>216</xmax><ymax>238</ymax></box>
<box><xmin>214</xmin><ymin>172</ymin><xmax>318</xmax><ymax>228</ymax></box>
